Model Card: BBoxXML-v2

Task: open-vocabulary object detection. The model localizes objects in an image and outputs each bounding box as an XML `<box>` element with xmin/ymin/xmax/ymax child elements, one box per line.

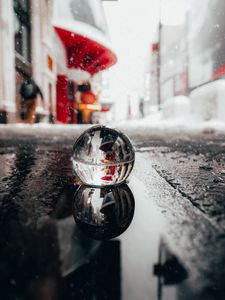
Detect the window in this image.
<box><xmin>14</xmin><ymin>0</ymin><xmax>31</xmax><ymax>63</ymax></box>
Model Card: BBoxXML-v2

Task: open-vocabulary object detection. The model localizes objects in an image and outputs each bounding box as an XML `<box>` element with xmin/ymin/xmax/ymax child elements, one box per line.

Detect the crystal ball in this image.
<box><xmin>73</xmin><ymin>184</ymin><xmax>135</xmax><ymax>240</ymax></box>
<box><xmin>72</xmin><ymin>126</ymin><xmax>135</xmax><ymax>186</ymax></box>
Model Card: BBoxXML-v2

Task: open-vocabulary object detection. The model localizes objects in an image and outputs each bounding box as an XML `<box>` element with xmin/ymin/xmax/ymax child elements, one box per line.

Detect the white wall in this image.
<box><xmin>0</xmin><ymin>0</ymin><xmax>16</xmax><ymax>120</ymax></box>
<box><xmin>32</xmin><ymin>0</ymin><xmax>57</xmax><ymax>118</ymax></box>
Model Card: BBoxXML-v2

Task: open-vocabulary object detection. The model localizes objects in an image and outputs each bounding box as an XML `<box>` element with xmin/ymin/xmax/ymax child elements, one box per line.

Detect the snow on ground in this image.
<box><xmin>117</xmin><ymin>91</ymin><xmax>225</xmax><ymax>135</ymax></box>
<box><xmin>0</xmin><ymin>123</ymin><xmax>90</xmax><ymax>131</ymax></box>
<box><xmin>1</xmin><ymin>115</ymin><xmax>225</xmax><ymax>136</ymax></box>
<box><xmin>117</xmin><ymin>113</ymin><xmax>225</xmax><ymax>134</ymax></box>
<box><xmin>1</xmin><ymin>90</ymin><xmax>225</xmax><ymax>135</ymax></box>
<box><xmin>116</xmin><ymin>109</ymin><xmax>225</xmax><ymax>135</ymax></box>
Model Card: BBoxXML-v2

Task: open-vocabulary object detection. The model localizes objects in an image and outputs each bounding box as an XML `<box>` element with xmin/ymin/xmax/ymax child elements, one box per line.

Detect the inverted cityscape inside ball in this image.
<box><xmin>72</xmin><ymin>126</ymin><xmax>135</xmax><ymax>186</ymax></box>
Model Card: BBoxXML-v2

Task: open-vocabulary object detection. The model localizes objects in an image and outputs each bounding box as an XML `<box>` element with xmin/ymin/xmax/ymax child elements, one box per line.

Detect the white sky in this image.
<box><xmin>102</xmin><ymin>0</ymin><xmax>188</xmax><ymax>120</ymax></box>
<box><xmin>103</xmin><ymin>0</ymin><xmax>160</xmax><ymax>120</ymax></box>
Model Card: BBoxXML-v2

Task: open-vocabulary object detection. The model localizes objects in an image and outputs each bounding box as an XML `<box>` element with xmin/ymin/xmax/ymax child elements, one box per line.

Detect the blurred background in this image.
<box><xmin>1</xmin><ymin>0</ymin><xmax>225</xmax><ymax>126</ymax></box>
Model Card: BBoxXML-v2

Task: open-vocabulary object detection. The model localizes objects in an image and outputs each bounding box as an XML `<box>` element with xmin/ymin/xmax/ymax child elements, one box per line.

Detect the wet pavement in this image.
<box><xmin>1</xmin><ymin>125</ymin><xmax>225</xmax><ymax>299</ymax></box>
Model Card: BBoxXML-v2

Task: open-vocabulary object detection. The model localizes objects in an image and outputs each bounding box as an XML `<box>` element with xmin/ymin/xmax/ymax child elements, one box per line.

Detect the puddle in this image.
<box><xmin>0</xmin><ymin>146</ymin><xmax>224</xmax><ymax>299</ymax></box>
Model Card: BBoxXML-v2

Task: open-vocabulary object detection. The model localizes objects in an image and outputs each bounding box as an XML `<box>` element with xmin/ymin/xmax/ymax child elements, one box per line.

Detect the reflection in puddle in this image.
<box><xmin>154</xmin><ymin>237</ymin><xmax>188</xmax><ymax>300</ymax></box>
<box><xmin>73</xmin><ymin>184</ymin><xmax>135</xmax><ymax>240</ymax></box>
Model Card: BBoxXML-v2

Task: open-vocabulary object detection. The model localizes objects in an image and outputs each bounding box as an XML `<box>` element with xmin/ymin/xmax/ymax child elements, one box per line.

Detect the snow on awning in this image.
<box><xmin>54</xmin><ymin>26</ymin><xmax>117</xmax><ymax>75</ymax></box>
<box><xmin>53</xmin><ymin>0</ymin><xmax>117</xmax><ymax>75</ymax></box>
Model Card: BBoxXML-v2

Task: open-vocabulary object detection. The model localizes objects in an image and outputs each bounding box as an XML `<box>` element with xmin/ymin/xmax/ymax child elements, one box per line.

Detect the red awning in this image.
<box><xmin>55</xmin><ymin>27</ymin><xmax>117</xmax><ymax>75</ymax></box>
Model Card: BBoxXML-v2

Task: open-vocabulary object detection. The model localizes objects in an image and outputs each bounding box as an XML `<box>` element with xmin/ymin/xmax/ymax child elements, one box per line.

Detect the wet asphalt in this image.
<box><xmin>1</xmin><ymin>125</ymin><xmax>225</xmax><ymax>300</ymax></box>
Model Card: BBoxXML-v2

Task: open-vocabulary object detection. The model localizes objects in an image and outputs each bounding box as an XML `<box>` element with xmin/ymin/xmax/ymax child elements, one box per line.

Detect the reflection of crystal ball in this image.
<box><xmin>73</xmin><ymin>184</ymin><xmax>135</xmax><ymax>240</ymax></box>
<box><xmin>72</xmin><ymin>126</ymin><xmax>135</xmax><ymax>186</ymax></box>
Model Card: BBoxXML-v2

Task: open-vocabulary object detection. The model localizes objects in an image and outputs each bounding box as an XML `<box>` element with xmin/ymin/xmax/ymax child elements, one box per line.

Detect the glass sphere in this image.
<box><xmin>73</xmin><ymin>184</ymin><xmax>135</xmax><ymax>240</ymax></box>
<box><xmin>72</xmin><ymin>125</ymin><xmax>135</xmax><ymax>186</ymax></box>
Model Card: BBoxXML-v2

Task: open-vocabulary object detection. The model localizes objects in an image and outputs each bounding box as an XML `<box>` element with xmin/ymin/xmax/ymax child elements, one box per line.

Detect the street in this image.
<box><xmin>2</xmin><ymin>0</ymin><xmax>225</xmax><ymax>299</ymax></box>
<box><xmin>1</xmin><ymin>125</ymin><xmax>225</xmax><ymax>300</ymax></box>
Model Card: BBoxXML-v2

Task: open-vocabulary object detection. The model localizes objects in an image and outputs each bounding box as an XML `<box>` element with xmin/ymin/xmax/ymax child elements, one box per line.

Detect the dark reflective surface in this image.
<box><xmin>0</xmin><ymin>146</ymin><xmax>120</xmax><ymax>299</ymax></box>
<box><xmin>73</xmin><ymin>184</ymin><xmax>135</xmax><ymax>240</ymax></box>
<box><xmin>72</xmin><ymin>125</ymin><xmax>135</xmax><ymax>186</ymax></box>
<box><xmin>154</xmin><ymin>238</ymin><xmax>188</xmax><ymax>300</ymax></box>
<box><xmin>1</xmin><ymin>139</ymin><xmax>225</xmax><ymax>299</ymax></box>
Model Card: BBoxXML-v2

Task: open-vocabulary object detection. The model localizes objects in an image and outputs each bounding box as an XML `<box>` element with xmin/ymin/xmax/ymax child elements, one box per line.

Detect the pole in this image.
<box><xmin>158</xmin><ymin>0</ymin><xmax>162</xmax><ymax>107</ymax></box>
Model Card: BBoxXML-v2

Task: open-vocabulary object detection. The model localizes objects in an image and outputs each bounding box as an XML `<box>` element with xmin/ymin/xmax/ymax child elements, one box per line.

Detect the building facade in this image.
<box><xmin>0</xmin><ymin>0</ymin><xmax>57</xmax><ymax>123</ymax></box>
<box><xmin>160</xmin><ymin>24</ymin><xmax>188</xmax><ymax>104</ymax></box>
<box><xmin>0</xmin><ymin>0</ymin><xmax>117</xmax><ymax>124</ymax></box>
